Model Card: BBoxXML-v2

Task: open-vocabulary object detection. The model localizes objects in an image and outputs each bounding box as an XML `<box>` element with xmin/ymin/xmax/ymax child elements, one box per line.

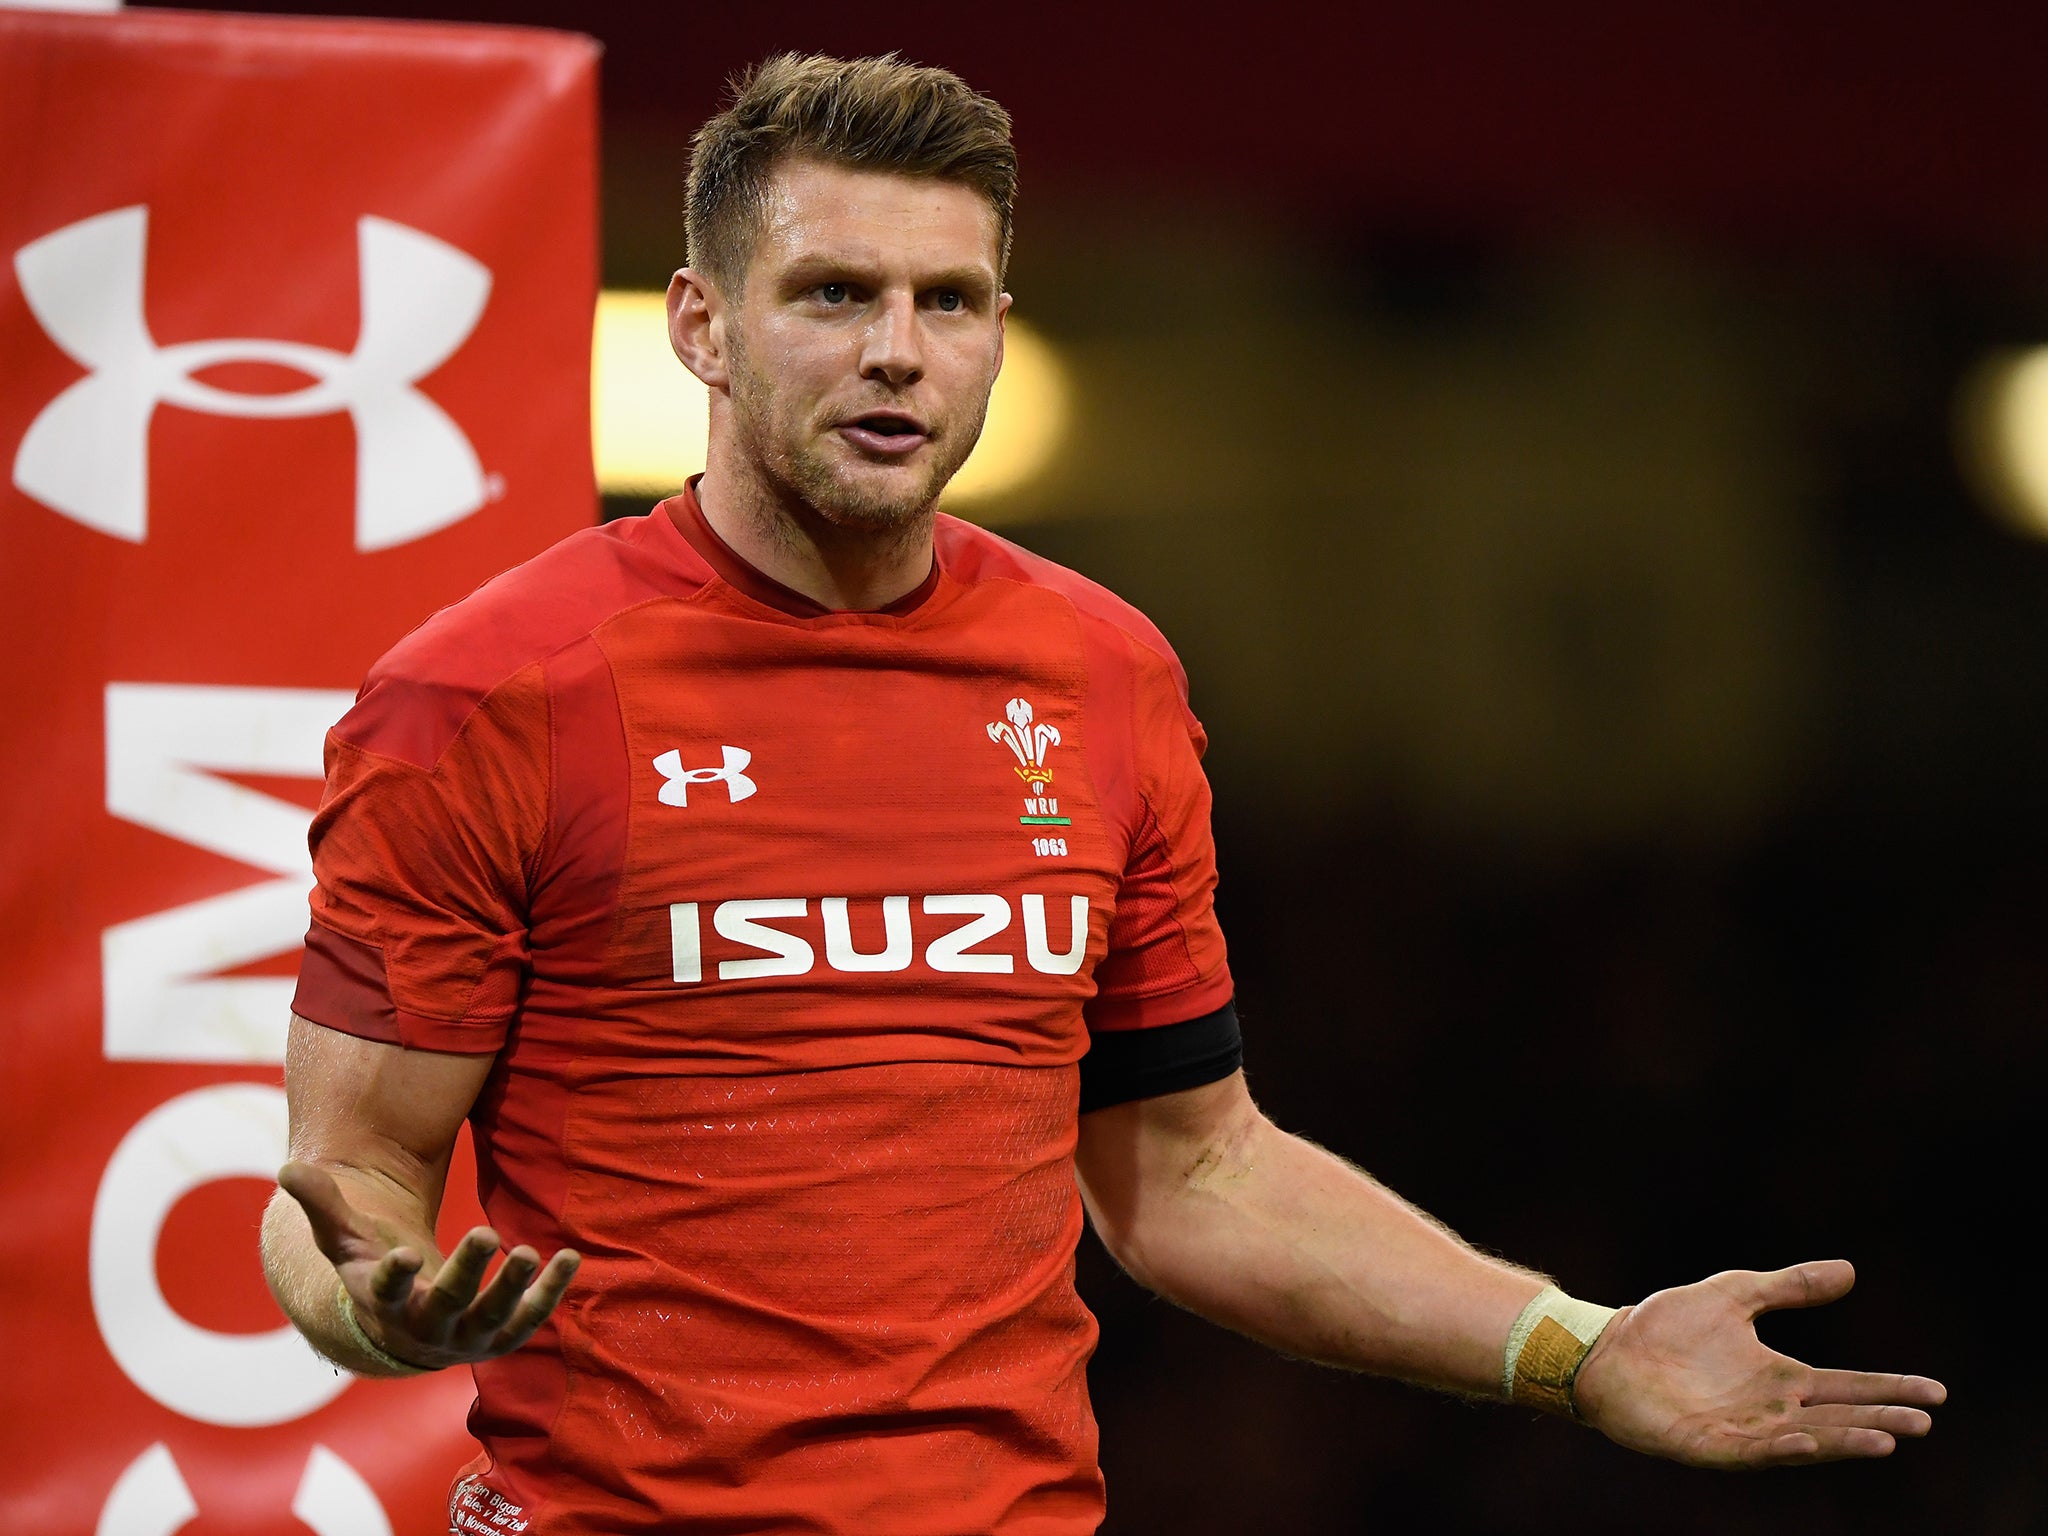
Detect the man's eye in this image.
<box><xmin>818</xmin><ymin>283</ymin><xmax>849</xmax><ymax>304</ymax></box>
<box><xmin>935</xmin><ymin>290</ymin><xmax>962</xmax><ymax>313</ymax></box>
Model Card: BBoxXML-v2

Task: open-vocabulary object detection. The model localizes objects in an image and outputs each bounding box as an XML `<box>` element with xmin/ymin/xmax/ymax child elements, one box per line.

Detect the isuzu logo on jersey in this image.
<box><xmin>11</xmin><ymin>204</ymin><xmax>492</xmax><ymax>550</ymax></box>
<box><xmin>653</xmin><ymin>745</ymin><xmax>758</xmax><ymax>806</ymax></box>
<box><xmin>667</xmin><ymin>894</ymin><xmax>1091</xmax><ymax>984</ymax></box>
<box><xmin>988</xmin><ymin>696</ymin><xmax>1070</xmax><ymax>827</ymax></box>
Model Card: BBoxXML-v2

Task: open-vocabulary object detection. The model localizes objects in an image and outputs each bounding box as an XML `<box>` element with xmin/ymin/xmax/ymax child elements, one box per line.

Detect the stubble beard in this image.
<box><xmin>725</xmin><ymin>334</ymin><xmax>988</xmax><ymax>541</ymax></box>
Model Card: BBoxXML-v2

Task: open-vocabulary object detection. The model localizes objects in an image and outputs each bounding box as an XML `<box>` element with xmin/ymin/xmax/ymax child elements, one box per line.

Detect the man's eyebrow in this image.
<box><xmin>777</xmin><ymin>253</ymin><xmax>881</xmax><ymax>288</ymax></box>
<box><xmin>919</xmin><ymin>266</ymin><xmax>999</xmax><ymax>299</ymax></box>
<box><xmin>776</xmin><ymin>253</ymin><xmax>997</xmax><ymax>298</ymax></box>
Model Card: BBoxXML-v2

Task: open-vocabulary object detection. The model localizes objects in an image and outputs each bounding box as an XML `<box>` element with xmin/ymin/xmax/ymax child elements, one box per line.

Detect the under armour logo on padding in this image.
<box><xmin>652</xmin><ymin>746</ymin><xmax>758</xmax><ymax>806</ymax></box>
<box><xmin>11</xmin><ymin>205</ymin><xmax>492</xmax><ymax>550</ymax></box>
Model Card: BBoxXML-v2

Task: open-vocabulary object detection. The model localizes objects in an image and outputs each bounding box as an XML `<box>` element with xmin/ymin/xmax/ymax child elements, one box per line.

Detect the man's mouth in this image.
<box><xmin>837</xmin><ymin>412</ymin><xmax>930</xmax><ymax>456</ymax></box>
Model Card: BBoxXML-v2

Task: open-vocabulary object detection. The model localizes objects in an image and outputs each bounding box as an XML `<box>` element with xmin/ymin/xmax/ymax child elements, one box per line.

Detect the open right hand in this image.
<box><xmin>277</xmin><ymin>1159</ymin><xmax>581</xmax><ymax>1373</ymax></box>
<box><xmin>1572</xmin><ymin>1260</ymin><xmax>1943</xmax><ymax>1467</ymax></box>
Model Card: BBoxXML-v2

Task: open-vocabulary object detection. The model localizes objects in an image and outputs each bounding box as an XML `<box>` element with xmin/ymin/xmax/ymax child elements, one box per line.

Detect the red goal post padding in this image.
<box><xmin>0</xmin><ymin>10</ymin><xmax>597</xmax><ymax>1532</ymax></box>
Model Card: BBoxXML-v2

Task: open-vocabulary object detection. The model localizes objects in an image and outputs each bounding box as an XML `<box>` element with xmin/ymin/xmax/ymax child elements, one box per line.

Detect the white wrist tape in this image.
<box><xmin>1502</xmin><ymin>1284</ymin><xmax>1616</xmax><ymax>1416</ymax></box>
<box><xmin>335</xmin><ymin>1281</ymin><xmax>429</xmax><ymax>1376</ymax></box>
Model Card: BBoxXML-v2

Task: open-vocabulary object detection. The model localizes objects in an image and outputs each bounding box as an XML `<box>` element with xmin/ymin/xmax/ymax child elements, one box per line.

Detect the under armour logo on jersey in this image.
<box><xmin>11</xmin><ymin>205</ymin><xmax>492</xmax><ymax>550</ymax></box>
<box><xmin>653</xmin><ymin>746</ymin><xmax>757</xmax><ymax>806</ymax></box>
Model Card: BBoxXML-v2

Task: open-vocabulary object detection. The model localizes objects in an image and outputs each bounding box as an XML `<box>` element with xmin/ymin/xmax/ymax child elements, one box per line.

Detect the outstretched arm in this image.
<box><xmin>1077</xmin><ymin>1068</ymin><xmax>1544</xmax><ymax>1394</ymax></box>
<box><xmin>1074</xmin><ymin>1070</ymin><xmax>1944</xmax><ymax>1465</ymax></box>
<box><xmin>261</xmin><ymin>1013</ymin><xmax>578</xmax><ymax>1375</ymax></box>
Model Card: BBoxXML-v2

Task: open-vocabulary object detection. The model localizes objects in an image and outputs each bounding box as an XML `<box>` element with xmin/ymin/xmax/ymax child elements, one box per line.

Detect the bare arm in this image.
<box><xmin>261</xmin><ymin>1013</ymin><xmax>578</xmax><ymax>1375</ymax></box>
<box><xmin>1075</xmin><ymin>1070</ymin><xmax>1945</xmax><ymax>1464</ymax></box>
<box><xmin>1076</xmin><ymin>1069</ymin><xmax>1542</xmax><ymax>1394</ymax></box>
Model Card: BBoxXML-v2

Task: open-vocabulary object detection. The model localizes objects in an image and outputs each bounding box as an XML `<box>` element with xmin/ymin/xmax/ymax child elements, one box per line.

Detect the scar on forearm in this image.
<box><xmin>1180</xmin><ymin>1122</ymin><xmax>1259</xmax><ymax>1189</ymax></box>
<box><xmin>1182</xmin><ymin>1144</ymin><xmax>1225</xmax><ymax>1183</ymax></box>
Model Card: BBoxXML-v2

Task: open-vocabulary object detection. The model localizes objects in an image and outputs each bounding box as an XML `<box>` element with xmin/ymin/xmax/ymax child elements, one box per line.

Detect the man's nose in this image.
<box><xmin>860</xmin><ymin>294</ymin><xmax>924</xmax><ymax>386</ymax></box>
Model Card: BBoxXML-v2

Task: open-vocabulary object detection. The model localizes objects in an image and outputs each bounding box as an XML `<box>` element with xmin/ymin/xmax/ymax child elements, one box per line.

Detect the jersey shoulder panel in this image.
<box><xmin>937</xmin><ymin>515</ymin><xmax>1193</xmax><ymax>710</ymax></box>
<box><xmin>344</xmin><ymin>512</ymin><xmax>712</xmax><ymax>771</ymax></box>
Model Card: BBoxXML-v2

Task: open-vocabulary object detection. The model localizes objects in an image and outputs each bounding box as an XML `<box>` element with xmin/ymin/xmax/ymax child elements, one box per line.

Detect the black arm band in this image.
<box><xmin>1078</xmin><ymin>1000</ymin><xmax>1243</xmax><ymax>1114</ymax></box>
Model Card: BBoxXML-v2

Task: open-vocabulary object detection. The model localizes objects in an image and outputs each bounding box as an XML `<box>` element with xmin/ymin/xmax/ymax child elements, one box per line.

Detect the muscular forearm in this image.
<box><xmin>261</xmin><ymin>1167</ymin><xmax>441</xmax><ymax>1376</ymax></box>
<box><xmin>1082</xmin><ymin>1078</ymin><xmax>1943</xmax><ymax>1467</ymax></box>
<box><xmin>1096</xmin><ymin>1114</ymin><xmax>1546</xmax><ymax>1396</ymax></box>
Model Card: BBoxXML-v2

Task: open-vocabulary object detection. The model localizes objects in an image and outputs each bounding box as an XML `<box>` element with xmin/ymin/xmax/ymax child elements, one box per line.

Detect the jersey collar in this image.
<box><xmin>664</xmin><ymin>478</ymin><xmax>942</xmax><ymax>620</ymax></box>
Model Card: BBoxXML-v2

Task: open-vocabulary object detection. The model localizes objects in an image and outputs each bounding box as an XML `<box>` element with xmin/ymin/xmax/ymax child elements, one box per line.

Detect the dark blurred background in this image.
<box><xmin>143</xmin><ymin>1</ymin><xmax>2048</xmax><ymax>1528</ymax></box>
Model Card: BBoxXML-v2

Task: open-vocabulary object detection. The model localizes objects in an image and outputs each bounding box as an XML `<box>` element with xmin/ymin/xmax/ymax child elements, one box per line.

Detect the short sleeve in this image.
<box><xmin>1083</xmin><ymin>642</ymin><xmax>1234</xmax><ymax>1034</ymax></box>
<box><xmin>292</xmin><ymin>664</ymin><xmax>550</xmax><ymax>1054</ymax></box>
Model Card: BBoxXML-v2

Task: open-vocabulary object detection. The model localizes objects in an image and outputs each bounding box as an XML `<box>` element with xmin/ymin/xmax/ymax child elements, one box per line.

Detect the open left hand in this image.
<box><xmin>277</xmin><ymin>1158</ymin><xmax>579</xmax><ymax>1373</ymax></box>
<box><xmin>1571</xmin><ymin>1260</ymin><xmax>1945</xmax><ymax>1468</ymax></box>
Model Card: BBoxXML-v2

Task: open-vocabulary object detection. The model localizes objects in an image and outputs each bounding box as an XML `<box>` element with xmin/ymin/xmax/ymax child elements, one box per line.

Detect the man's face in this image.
<box><xmin>715</xmin><ymin>158</ymin><xmax>1010</xmax><ymax>530</ymax></box>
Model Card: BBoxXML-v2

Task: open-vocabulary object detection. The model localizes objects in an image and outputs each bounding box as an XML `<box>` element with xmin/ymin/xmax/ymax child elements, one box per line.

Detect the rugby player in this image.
<box><xmin>262</xmin><ymin>52</ymin><xmax>1945</xmax><ymax>1534</ymax></box>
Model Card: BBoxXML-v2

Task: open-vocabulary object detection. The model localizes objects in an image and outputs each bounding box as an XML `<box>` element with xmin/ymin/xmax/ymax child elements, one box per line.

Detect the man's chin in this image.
<box><xmin>803</xmin><ymin>454</ymin><xmax>950</xmax><ymax>530</ymax></box>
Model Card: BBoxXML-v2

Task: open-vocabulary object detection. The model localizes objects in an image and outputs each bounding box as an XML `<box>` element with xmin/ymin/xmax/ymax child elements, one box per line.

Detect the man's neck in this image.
<box><xmin>694</xmin><ymin>466</ymin><xmax>936</xmax><ymax>613</ymax></box>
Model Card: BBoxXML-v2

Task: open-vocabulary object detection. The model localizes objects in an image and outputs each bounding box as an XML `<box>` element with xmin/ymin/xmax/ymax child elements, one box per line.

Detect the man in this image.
<box><xmin>263</xmin><ymin>53</ymin><xmax>1944</xmax><ymax>1535</ymax></box>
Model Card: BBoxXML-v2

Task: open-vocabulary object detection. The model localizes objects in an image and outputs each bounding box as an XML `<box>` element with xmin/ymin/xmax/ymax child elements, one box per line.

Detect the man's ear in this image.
<box><xmin>668</xmin><ymin>268</ymin><xmax>729</xmax><ymax>390</ymax></box>
<box><xmin>992</xmin><ymin>291</ymin><xmax>1012</xmax><ymax>381</ymax></box>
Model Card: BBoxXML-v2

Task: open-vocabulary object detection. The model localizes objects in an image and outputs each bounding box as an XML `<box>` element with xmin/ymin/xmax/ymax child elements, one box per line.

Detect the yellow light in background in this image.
<box><xmin>591</xmin><ymin>291</ymin><xmax>1067</xmax><ymax>509</ymax></box>
<box><xmin>1958</xmin><ymin>346</ymin><xmax>2048</xmax><ymax>539</ymax></box>
<box><xmin>943</xmin><ymin>321</ymin><xmax>1069</xmax><ymax>508</ymax></box>
<box><xmin>593</xmin><ymin>291</ymin><xmax>707</xmax><ymax>497</ymax></box>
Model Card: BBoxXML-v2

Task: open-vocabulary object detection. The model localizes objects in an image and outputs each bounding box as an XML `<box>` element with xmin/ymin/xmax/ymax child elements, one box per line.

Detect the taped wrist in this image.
<box><xmin>335</xmin><ymin>1281</ymin><xmax>430</xmax><ymax>1376</ymax></box>
<box><xmin>1502</xmin><ymin>1284</ymin><xmax>1616</xmax><ymax>1417</ymax></box>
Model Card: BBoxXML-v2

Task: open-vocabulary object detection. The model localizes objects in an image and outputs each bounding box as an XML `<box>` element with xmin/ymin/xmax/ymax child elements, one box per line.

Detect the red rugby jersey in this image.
<box><xmin>294</xmin><ymin>484</ymin><xmax>1233</xmax><ymax>1535</ymax></box>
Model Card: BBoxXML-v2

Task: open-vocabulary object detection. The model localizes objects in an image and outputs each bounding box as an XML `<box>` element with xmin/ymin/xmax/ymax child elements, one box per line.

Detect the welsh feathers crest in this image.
<box><xmin>988</xmin><ymin>696</ymin><xmax>1061</xmax><ymax>794</ymax></box>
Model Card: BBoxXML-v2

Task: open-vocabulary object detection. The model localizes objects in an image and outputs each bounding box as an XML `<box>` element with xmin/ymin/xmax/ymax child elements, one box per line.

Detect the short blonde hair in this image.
<box><xmin>685</xmin><ymin>52</ymin><xmax>1017</xmax><ymax>290</ymax></box>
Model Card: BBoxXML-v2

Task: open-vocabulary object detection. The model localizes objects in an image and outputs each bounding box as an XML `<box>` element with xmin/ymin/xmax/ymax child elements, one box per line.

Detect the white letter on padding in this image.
<box><xmin>97</xmin><ymin>1443</ymin><xmax>390</xmax><ymax>1536</ymax></box>
<box><xmin>90</xmin><ymin>1084</ymin><xmax>350</xmax><ymax>1426</ymax></box>
<box><xmin>96</xmin><ymin>1443</ymin><xmax>196</xmax><ymax>1536</ymax></box>
<box><xmin>102</xmin><ymin>684</ymin><xmax>352</xmax><ymax>1064</ymax></box>
<box><xmin>292</xmin><ymin>1444</ymin><xmax>395</xmax><ymax>1536</ymax></box>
